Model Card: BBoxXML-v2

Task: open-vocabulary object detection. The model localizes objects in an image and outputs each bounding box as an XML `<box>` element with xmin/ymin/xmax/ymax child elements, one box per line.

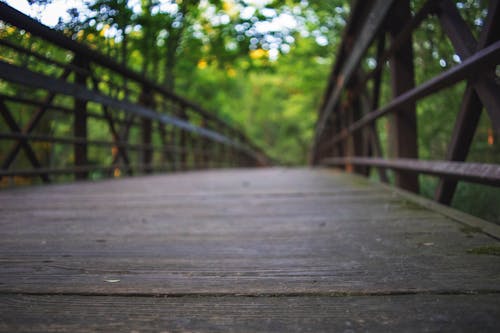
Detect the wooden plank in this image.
<box><xmin>1</xmin><ymin>168</ymin><xmax>499</xmax><ymax>296</ymax></box>
<box><xmin>375</xmin><ymin>177</ymin><xmax>500</xmax><ymax>240</ymax></box>
<box><xmin>1</xmin><ymin>294</ymin><xmax>500</xmax><ymax>332</ymax></box>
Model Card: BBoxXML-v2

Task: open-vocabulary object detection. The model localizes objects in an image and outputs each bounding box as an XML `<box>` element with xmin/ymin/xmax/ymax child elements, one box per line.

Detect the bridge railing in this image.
<box><xmin>312</xmin><ymin>0</ymin><xmax>500</xmax><ymax>205</ymax></box>
<box><xmin>0</xmin><ymin>3</ymin><xmax>269</xmax><ymax>186</ymax></box>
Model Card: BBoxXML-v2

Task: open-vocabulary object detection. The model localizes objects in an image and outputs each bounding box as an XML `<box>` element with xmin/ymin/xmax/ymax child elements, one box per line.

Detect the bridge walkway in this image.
<box><xmin>1</xmin><ymin>168</ymin><xmax>499</xmax><ymax>331</ymax></box>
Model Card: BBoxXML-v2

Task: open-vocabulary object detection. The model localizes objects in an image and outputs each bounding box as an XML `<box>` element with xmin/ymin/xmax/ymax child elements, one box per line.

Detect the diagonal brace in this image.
<box><xmin>0</xmin><ymin>98</ymin><xmax>50</xmax><ymax>182</ymax></box>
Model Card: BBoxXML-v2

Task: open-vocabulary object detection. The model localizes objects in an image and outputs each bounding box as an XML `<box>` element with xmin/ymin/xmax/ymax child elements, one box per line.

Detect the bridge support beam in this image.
<box><xmin>74</xmin><ymin>57</ymin><xmax>89</xmax><ymax>180</ymax></box>
<box><xmin>434</xmin><ymin>0</ymin><xmax>500</xmax><ymax>204</ymax></box>
<box><xmin>139</xmin><ymin>87</ymin><xmax>154</xmax><ymax>174</ymax></box>
<box><xmin>387</xmin><ymin>0</ymin><xmax>419</xmax><ymax>193</ymax></box>
<box><xmin>178</xmin><ymin>107</ymin><xmax>188</xmax><ymax>170</ymax></box>
<box><xmin>347</xmin><ymin>73</ymin><xmax>368</xmax><ymax>176</ymax></box>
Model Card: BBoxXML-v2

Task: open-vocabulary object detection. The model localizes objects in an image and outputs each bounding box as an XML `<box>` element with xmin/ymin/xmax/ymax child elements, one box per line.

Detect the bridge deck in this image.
<box><xmin>1</xmin><ymin>168</ymin><xmax>499</xmax><ymax>331</ymax></box>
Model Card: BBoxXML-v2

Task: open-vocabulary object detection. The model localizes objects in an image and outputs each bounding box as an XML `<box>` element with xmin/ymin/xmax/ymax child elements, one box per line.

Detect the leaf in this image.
<box><xmin>104</xmin><ymin>278</ymin><xmax>121</xmax><ymax>283</ymax></box>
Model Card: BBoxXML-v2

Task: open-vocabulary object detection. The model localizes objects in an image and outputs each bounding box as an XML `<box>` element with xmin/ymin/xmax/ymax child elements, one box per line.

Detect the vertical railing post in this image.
<box><xmin>387</xmin><ymin>0</ymin><xmax>419</xmax><ymax>193</ymax></box>
<box><xmin>313</xmin><ymin>112</ymin><xmax>334</xmax><ymax>165</ymax></box>
<box><xmin>178</xmin><ymin>106</ymin><xmax>188</xmax><ymax>170</ymax></box>
<box><xmin>216</xmin><ymin>124</ymin><xmax>224</xmax><ymax>168</ymax></box>
<box><xmin>339</xmin><ymin>106</ymin><xmax>349</xmax><ymax>171</ymax></box>
<box><xmin>225</xmin><ymin>128</ymin><xmax>233</xmax><ymax>167</ymax></box>
<box><xmin>158</xmin><ymin>123</ymin><xmax>168</xmax><ymax>171</ymax></box>
<box><xmin>194</xmin><ymin>132</ymin><xmax>201</xmax><ymax>170</ymax></box>
<box><xmin>73</xmin><ymin>56</ymin><xmax>89</xmax><ymax>180</ymax></box>
<box><xmin>347</xmin><ymin>78</ymin><xmax>367</xmax><ymax>175</ymax></box>
<box><xmin>209</xmin><ymin>121</ymin><xmax>217</xmax><ymax>169</ymax></box>
<box><xmin>201</xmin><ymin>118</ymin><xmax>209</xmax><ymax>169</ymax></box>
<box><xmin>139</xmin><ymin>86</ymin><xmax>154</xmax><ymax>174</ymax></box>
<box><xmin>331</xmin><ymin>109</ymin><xmax>342</xmax><ymax>160</ymax></box>
<box><xmin>170</xmin><ymin>123</ymin><xmax>178</xmax><ymax>172</ymax></box>
<box><xmin>238</xmin><ymin>133</ymin><xmax>247</xmax><ymax>167</ymax></box>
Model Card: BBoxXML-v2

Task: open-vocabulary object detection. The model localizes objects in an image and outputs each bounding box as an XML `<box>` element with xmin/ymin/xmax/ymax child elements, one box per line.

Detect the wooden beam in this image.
<box><xmin>348</xmin><ymin>74</ymin><xmax>367</xmax><ymax>175</ymax></box>
<box><xmin>0</xmin><ymin>99</ymin><xmax>50</xmax><ymax>182</ymax></box>
<box><xmin>434</xmin><ymin>86</ymin><xmax>482</xmax><ymax>204</ymax></box>
<box><xmin>139</xmin><ymin>87</ymin><xmax>154</xmax><ymax>174</ymax></box>
<box><xmin>437</xmin><ymin>0</ymin><xmax>500</xmax><ymax>133</ymax></box>
<box><xmin>387</xmin><ymin>0</ymin><xmax>419</xmax><ymax>193</ymax></box>
<box><xmin>0</xmin><ymin>60</ymin><xmax>249</xmax><ymax>152</ymax></box>
<box><xmin>178</xmin><ymin>107</ymin><xmax>188</xmax><ymax>170</ymax></box>
<box><xmin>321</xmin><ymin>39</ymin><xmax>500</xmax><ymax>150</ymax></box>
<box><xmin>360</xmin><ymin>0</ymin><xmax>440</xmax><ymax>89</ymax></box>
<box><xmin>73</xmin><ymin>57</ymin><xmax>89</xmax><ymax>180</ymax></box>
<box><xmin>435</xmin><ymin>0</ymin><xmax>500</xmax><ymax>204</ymax></box>
<box><xmin>321</xmin><ymin>157</ymin><xmax>500</xmax><ymax>187</ymax></box>
<box><xmin>313</xmin><ymin>0</ymin><xmax>395</xmax><ymax>155</ymax></box>
<box><xmin>0</xmin><ymin>2</ymin><xmax>248</xmax><ymax>140</ymax></box>
<box><xmin>1</xmin><ymin>67</ymin><xmax>72</xmax><ymax>174</ymax></box>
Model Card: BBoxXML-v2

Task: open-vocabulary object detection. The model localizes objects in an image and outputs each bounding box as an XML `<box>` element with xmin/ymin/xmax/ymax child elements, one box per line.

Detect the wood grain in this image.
<box><xmin>1</xmin><ymin>294</ymin><xmax>500</xmax><ymax>332</ymax></box>
<box><xmin>1</xmin><ymin>168</ymin><xmax>499</xmax><ymax>331</ymax></box>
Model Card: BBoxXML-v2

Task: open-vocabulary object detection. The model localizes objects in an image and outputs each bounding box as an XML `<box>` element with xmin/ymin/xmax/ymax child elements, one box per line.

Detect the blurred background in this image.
<box><xmin>1</xmin><ymin>0</ymin><xmax>499</xmax><ymax>223</ymax></box>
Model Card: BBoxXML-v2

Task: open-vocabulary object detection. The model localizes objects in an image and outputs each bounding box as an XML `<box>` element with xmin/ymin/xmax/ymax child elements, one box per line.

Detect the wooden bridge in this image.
<box><xmin>1</xmin><ymin>1</ymin><xmax>500</xmax><ymax>332</ymax></box>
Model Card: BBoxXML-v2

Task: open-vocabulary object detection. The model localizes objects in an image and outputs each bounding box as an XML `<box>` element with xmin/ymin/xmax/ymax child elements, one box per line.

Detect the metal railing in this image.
<box><xmin>0</xmin><ymin>3</ymin><xmax>269</xmax><ymax>186</ymax></box>
<box><xmin>312</xmin><ymin>0</ymin><xmax>500</xmax><ymax>205</ymax></box>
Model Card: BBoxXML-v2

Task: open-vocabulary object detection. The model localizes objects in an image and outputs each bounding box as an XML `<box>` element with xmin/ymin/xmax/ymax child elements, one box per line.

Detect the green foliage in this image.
<box><xmin>0</xmin><ymin>0</ymin><xmax>342</xmax><ymax>169</ymax></box>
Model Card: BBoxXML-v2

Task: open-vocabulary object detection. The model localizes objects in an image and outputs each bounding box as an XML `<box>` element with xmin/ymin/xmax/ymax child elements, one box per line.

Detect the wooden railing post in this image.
<box><xmin>200</xmin><ymin>118</ymin><xmax>209</xmax><ymax>169</ymax></box>
<box><xmin>317</xmin><ymin>113</ymin><xmax>336</xmax><ymax>165</ymax></box>
<box><xmin>139</xmin><ymin>86</ymin><xmax>154</xmax><ymax>174</ymax></box>
<box><xmin>207</xmin><ymin>124</ymin><xmax>214</xmax><ymax>168</ymax></box>
<box><xmin>434</xmin><ymin>0</ymin><xmax>500</xmax><ymax>204</ymax></box>
<box><xmin>215</xmin><ymin>124</ymin><xmax>224</xmax><ymax>168</ymax></box>
<box><xmin>347</xmin><ymin>75</ymin><xmax>367</xmax><ymax>175</ymax></box>
<box><xmin>73</xmin><ymin>57</ymin><xmax>89</xmax><ymax>180</ymax></box>
<box><xmin>169</xmin><ymin>123</ymin><xmax>178</xmax><ymax>172</ymax></box>
<box><xmin>238</xmin><ymin>133</ymin><xmax>247</xmax><ymax>167</ymax></box>
<box><xmin>225</xmin><ymin>129</ymin><xmax>233</xmax><ymax>167</ymax></box>
<box><xmin>178</xmin><ymin>107</ymin><xmax>188</xmax><ymax>170</ymax></box>
<box><xmin>387</xmin><ymin>0</ymin><xmax>419</xmax><ymax>193</ymax></box>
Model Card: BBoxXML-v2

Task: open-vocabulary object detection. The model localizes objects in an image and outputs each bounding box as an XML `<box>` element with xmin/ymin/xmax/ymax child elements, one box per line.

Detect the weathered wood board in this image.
<box><xmin>1</xmin><ymin>168</ymin><xmax>499</xmax><ymax>331</ymax></box>
<box><xmin>1</xmin><ymin>294</ymin><xmax>500</xmax><ymax>332</ymax></box>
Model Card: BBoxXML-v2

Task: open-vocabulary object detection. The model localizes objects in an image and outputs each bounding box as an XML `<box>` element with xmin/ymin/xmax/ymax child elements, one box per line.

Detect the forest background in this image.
<box><xmin>1</xmin><ymin>0</ymin><xmax>499</xmax><ymax>223</ymax></box>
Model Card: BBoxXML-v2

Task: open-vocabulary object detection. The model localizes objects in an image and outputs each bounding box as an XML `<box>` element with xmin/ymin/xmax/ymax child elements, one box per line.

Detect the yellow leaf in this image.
<box><xmin>197</xmin><ymin>59</ymin><xmax>208</xmax><ymax>69</ymax></box>
<box><xmin>249</xmin><ymin>49</ymin><xmax>268</xmax><ymax>60</ymax></box>
<box><xmin>227</xmin><ymin>68</ymin><xmax>236</xmax><ymax>77</ymax></box>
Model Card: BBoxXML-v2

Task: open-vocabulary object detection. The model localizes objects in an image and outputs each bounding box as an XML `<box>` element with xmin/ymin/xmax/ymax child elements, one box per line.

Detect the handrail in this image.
<box><xmin>0</xmin><ymin>3</ymin><xmax>263</xmax><ymax>149</ymax></box>
<box><xmin>313</xmin><ymin>0</ymin><xmax>500</xmax><ymax>205</ymax></box>
<box><xmin>0</xmin><ymin>60</ymin><xmax>241</xmax><ymax>148</ymax></box>
<box><xmin>0</xmin><ymin>3</ymin><xmax>270</xmax><ymax>185</ymax></box>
